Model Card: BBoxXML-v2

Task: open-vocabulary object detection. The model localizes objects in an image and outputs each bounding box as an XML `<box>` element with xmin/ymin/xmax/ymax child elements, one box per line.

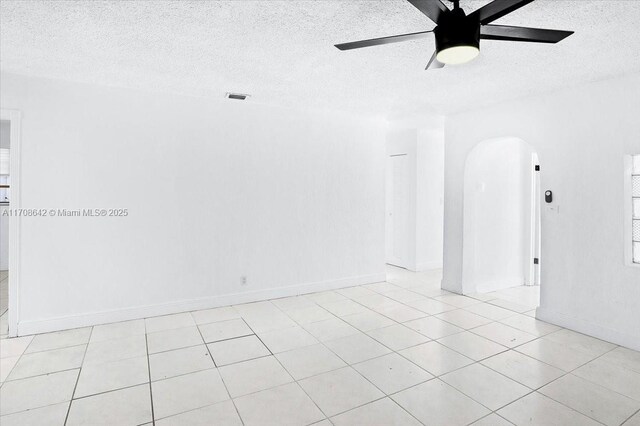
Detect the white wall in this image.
<box><xmin>386</xmin><ymin>129</ymin><xmax>417</xmax><ymax>269</ymax></box>
<box><xmin>0</xmin><ymin>73</ymin><xmax>387</xmax><ymax>335</ymax></box>
<box><xmin>443</xmin><ymin>72</ymin><xmax>640</xmax><ymax>350</ymax></box>
<box><xmin>386</xmin><ymin>116</ymin><xmax>444</xmax><ymax>271</ymax></box>
<box><xmin>0</xmin><ymin>120</ymin><xmax>10</xmax><ymax>270</ymax></box>
<box><xmin>462</xmin><ymin>137</ymin><xmax>535</xmax><ymax>293</ymax></box>
<box><xmin>416</xmin><ymin>128</ymin><xmax>445</xmax><ymax>271</ymax></box>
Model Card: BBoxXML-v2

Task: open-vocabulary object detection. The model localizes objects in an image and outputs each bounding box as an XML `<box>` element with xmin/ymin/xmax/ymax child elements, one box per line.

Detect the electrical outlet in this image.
<box><xmin>241</xmin><ymin>276</ymin><xmax>247</xmax><ymax>285</ymax></box>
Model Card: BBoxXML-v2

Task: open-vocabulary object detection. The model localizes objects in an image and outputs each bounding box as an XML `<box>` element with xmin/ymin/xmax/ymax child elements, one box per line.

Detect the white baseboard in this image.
<box><xmin>17</xmin><ymin>272</ymin><xmax>386</xmax><ymax>336</ymax></box>
<box><xmin>473</xmin><ymin>277</ymin><xmax>525</xmax><ymax>294</ymax></box>
<box><xmin>536</xmin><ymin>306</ymin><xmax>640</xmax><ymax>352</ymax></box>
<box><xmin>440</xmin><ymin>278</ymin><xmax>461</xmax><ymax>294</ymax></box>
<box><xmin>413</xmin><ymin>261</ymin><xmax>443</xmax><ymax>271</ymax></box>
<box><xmin>441</xmin><ymin>278</ymin><xmax>525</xmax><ymax>295</ymax></box>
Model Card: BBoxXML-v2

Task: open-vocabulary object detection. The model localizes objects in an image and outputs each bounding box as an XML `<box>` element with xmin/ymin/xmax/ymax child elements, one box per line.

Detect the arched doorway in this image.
<box><xmin>462</xmin><ymin>137</ymin><xmax>541</xmax><ymax>299</ymax></box>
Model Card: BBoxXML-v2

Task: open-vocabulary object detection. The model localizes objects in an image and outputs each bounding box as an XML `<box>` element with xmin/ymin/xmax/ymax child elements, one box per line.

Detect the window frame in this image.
<box><xmin>624</xmin><ymin>154</ymin><xmax>640</xmax><ymax>267</ymax></box>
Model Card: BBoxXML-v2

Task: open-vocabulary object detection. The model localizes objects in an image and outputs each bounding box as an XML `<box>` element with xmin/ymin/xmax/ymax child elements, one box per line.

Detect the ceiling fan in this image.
<box><xmin>335</xmin><ymin>0</ymin><xmax>574</xmax><ymax>69</ymax></box>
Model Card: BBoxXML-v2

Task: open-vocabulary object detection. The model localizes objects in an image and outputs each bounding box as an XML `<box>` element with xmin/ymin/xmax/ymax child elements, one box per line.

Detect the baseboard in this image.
<box><xmin>440</xmin><ymin>278</ymin><xmax>462</xmax><ymax>294</ymax></box>
<box><xmin>441</xmin><ymin>278</ymin><xmax>525</xmax><ymax>295</ymax></box>
<box><xmin>413</xmin><ymin>261</ymin><xmax>443</xmax><ymax>271</ymax></box>
<box><xmin>474</xmin><ymin>277</ymin><xmax>525</xmax><ymax>294</ymax></box>
<box><xmin>17</xmin><ymin>272</ymin><xmax>386</xmax><ymax>336</ymax></box>
<box><xmin>536</xmin><ymin>306</ymin><xmax>640</xmax><ymax>352</ymax></box>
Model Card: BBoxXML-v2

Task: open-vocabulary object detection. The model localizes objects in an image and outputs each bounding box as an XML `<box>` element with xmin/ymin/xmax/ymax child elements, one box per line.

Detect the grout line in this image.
<box><xmin>147</xmin><ymin>365</ymin><xmax>218</xmax><ymax>384</ymax></box>
<box><xmin>200</xmin><ymin>332</ymin><xmax>255</xmax><ymax>346</ymax></box>
<box><xmin>493</xmin><ymin>412</ymin><xmax>516</xmax><ymax>425</ymax></box>
<box><xmin>63</xmin><ymin>325</ymin><xmax>93</xmax><ymax>426</ymax></box>
<box><xmin>0</xmin><ymin>374</ymin><xmax>82</xmax><ymax>420</ymax></box>
<box><xmin>270</xmin><ymin>291</ymin><xmax>431</xmax><ymax>424</ymax></box>
<box><xmin>4</xmin><ymin>365</ymin><xmax>86</xmax><ymax>384</ymax></box>
<box><xmin>621</xmin><ymin>407</ymin><xmax>640</xmax><ymax>425</ymax></box>
<box><xmin>239</xmin><ymin>317</ymin><xmax>328</xmax><ymax>423</ymax></box>
<box><xmin>68</xmin><ymin>381</ymin><xmax>154</xmax><ymax>402</ymax></box>
<box><xmin>334</xmin><ymin>363</ymin><xmax>430</xmax><ymax>425</ymax></box>
<box><xmin>19</xmin><ymin>323</ymin><xmax>99</xmax><ymax>341</ymax></box>
<box><xmin>144</xmin><ymin>321</ymin><xmax>156</xmax><ymax>426</ymax></box>
<box><xmin>148</xmin><ymin>342</ymin><xmax>205</xmax><ymax>356</ymax></box>
<box><xmin>16</xmin><ymin>341</ymin><xmax>91</xmax><ymax>357</ymax></box>
<box><xmin>145</xmin><ymin>400</ymin><xmax>236</xmax><ymax>425</ymax></box>
<box><xmin>322</xmin><ymin>394</ymin><xmax>388</xmax><ymax>421</ymax></box>
<box><xmin>523</xmin><ymin>345</ymin><xmax>628</xmax><ymax>425</ymax></box>
<box><xmin>469</xmin><ymin>344</ymin><xmax>623</xmax><ymax>424</ymax></box>
<box><xmin>194</xmin><ymin>316</ymin><xmax>245</xmax><ymax>426</ymax></box>
<box><xmin>386</xmin><ymin>396</ymin><xmax>427</xmax><ymax>426</ymax></box>
<box><xmin>470</xmin><ymin>412</ymin><xmax>514</xmax><ymax>425</ymax></box>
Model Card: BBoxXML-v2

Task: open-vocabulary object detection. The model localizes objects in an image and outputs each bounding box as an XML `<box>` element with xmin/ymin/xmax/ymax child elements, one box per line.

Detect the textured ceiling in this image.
<box><xmin>2</xmin><ymin>0</ymin><xmax>640</xmax><ymax>117</ymax></box>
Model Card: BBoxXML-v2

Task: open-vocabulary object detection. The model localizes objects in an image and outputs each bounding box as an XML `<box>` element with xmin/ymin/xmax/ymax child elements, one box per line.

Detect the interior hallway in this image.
<box><xmin>0</xmin><ymin>267</ymin><xmax>638</xmax><ymax>425</ymax></box>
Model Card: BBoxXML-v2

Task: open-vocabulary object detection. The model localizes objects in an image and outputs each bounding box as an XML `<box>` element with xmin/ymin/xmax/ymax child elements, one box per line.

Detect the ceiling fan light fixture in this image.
<box><xmin>436</xmin><ymin>45</ymin><xmax>479</xmax><ymax>65</ymax></box>
<box><xmin>434</xmin><ymin>10</ymin><xmax>480</xmax><ymax>66</ymax></box>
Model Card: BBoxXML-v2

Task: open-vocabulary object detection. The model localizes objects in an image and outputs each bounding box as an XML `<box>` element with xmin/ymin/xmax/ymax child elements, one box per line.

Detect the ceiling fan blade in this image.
<box><xmin>406</xmin><ymin>0</ymin><xmax>449</xmax><ymax>25</ymax></box>
<box><xmin>335</xmin><ymin>30</ymin><xmax>433</xmax><ymax>50</ymax></box>
<box><xmin>481</xmin><ymin>24</ymin><xmax>573</xmax><ymax>43</ymax></box>
<box><xmin>426</xmin><ymin>51</ymin><xmax>445</xmax><ymax>70</ymax></box>
<box><xmin>469</xmin><ymin>0</ymin><xmax>535</xmax><ymax>25</ymax></box>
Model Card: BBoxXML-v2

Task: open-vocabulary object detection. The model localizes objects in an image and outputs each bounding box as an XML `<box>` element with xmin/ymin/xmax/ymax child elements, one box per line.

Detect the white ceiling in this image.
<box><xmin>2</xmin><ymin>0</ymin><xmax>640</xmax><ymax>117</ymax></box>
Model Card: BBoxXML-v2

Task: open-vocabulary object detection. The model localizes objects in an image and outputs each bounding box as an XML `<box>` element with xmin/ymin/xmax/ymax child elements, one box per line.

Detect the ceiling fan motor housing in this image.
<box><xmin>435</xmin><ymin>8</ymin><xmax>480</xmax><ymax>55</ymax></box>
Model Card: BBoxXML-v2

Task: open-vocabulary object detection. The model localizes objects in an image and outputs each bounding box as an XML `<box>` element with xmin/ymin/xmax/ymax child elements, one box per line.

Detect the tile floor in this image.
<box><xmin>1</xmin><ymin>266</ymin><xmax>639</xmax><ymax>425</ymax></box>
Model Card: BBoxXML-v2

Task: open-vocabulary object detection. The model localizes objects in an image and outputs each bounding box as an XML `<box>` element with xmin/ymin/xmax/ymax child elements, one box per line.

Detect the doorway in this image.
<box><xmin>385</xmin><ymin>153</ymin><xmax>410</xmax><ymax>268</ymax></box>
<box><xmin>1</xmin><ymin>109</ymin><xmax>21</xmax><ymax>337</ymax></box>
<box><xmin>0</xmin><ymin>119</ymin><xmax>11</xmax><ymax>337</ymax></box>
<box><xmin>462</xmin><ymin>137</ymin><xmax>541</xmax><ymax>302</ymax></box>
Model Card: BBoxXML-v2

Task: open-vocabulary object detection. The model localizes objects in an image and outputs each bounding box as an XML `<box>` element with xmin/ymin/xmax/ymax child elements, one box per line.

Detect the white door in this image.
<box><xmin>386</xmin><ymin>154</ymin><xmax>409</xmax><ymax>268</ymax></box>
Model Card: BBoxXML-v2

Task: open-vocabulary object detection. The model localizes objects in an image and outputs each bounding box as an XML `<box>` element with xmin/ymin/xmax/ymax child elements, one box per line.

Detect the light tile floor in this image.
<box><xmin>1</xmin><ymin>266</ymin><xmax>639</xmax><ymax>425</ymax></box>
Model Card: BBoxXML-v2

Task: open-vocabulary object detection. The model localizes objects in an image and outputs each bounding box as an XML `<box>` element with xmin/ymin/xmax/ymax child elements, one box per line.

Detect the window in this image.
<box><xmin>633</xmin><ymin>155</ymin><xmax>640</xmax><ymax>264</ymax></box>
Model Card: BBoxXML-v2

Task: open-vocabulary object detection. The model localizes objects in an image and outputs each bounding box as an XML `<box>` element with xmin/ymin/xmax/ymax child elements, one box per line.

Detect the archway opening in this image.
<box><xmin>462</xmin><ymin>137</ymin><xmax>541</xmax><ymax>306</ymax></box>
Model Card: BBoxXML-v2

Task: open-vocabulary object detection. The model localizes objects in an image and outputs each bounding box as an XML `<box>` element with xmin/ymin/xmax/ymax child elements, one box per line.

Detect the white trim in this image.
<box><xmin>16</xmin><ymin>272</ymin><xmax>386</xmax><ymax>336</ymax></box>
<box><xmin>414</xmin><ymin>261</ymin><xmax>443</xmax><ymax>271</ymax></box>
<box><xmin>1</xmin><ymin>109</ymin><xmax>21</xmax><ymax>337</ymax></box>
<box><xmin>471</xmin><ymin>276</ymin><xmax>526</xmax><ymax>294</ymax></box>
<box><xmin>536</xmin><ymin>306</ymin><xmax>640</xmax><ymax>352</ymax></box>
<box><xmin>528</xmin><ymin>154</ymin><xmax>541</xmax><ymax>285</ymax></box>
<box><xmin>528</xmin><ymin>156</ymin><xmax>536</xmax><ymax>285</ymax></box>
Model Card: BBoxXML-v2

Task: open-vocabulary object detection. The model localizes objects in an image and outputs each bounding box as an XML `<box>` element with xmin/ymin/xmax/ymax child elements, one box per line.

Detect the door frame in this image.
<box><xmin>386</xmin><ymin>153</ymin><xmax>410</xmax><ymax>268</ymax></box>
<box><xmin>528</xmin><ymin>153</ymin><xmax>541</xmax><ymax>286</ymax></box>
<box><xmin>1</xmin><ymin>109</ymin><xmax>22</xmax><ymax>337</ymax></box>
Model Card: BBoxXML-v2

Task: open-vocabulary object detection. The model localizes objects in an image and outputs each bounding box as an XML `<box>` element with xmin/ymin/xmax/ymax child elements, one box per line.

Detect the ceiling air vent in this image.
<box><xmin>225</xmin><ymin>92</ymin><xmax>250</xmax><ymax>101</ymax></box>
